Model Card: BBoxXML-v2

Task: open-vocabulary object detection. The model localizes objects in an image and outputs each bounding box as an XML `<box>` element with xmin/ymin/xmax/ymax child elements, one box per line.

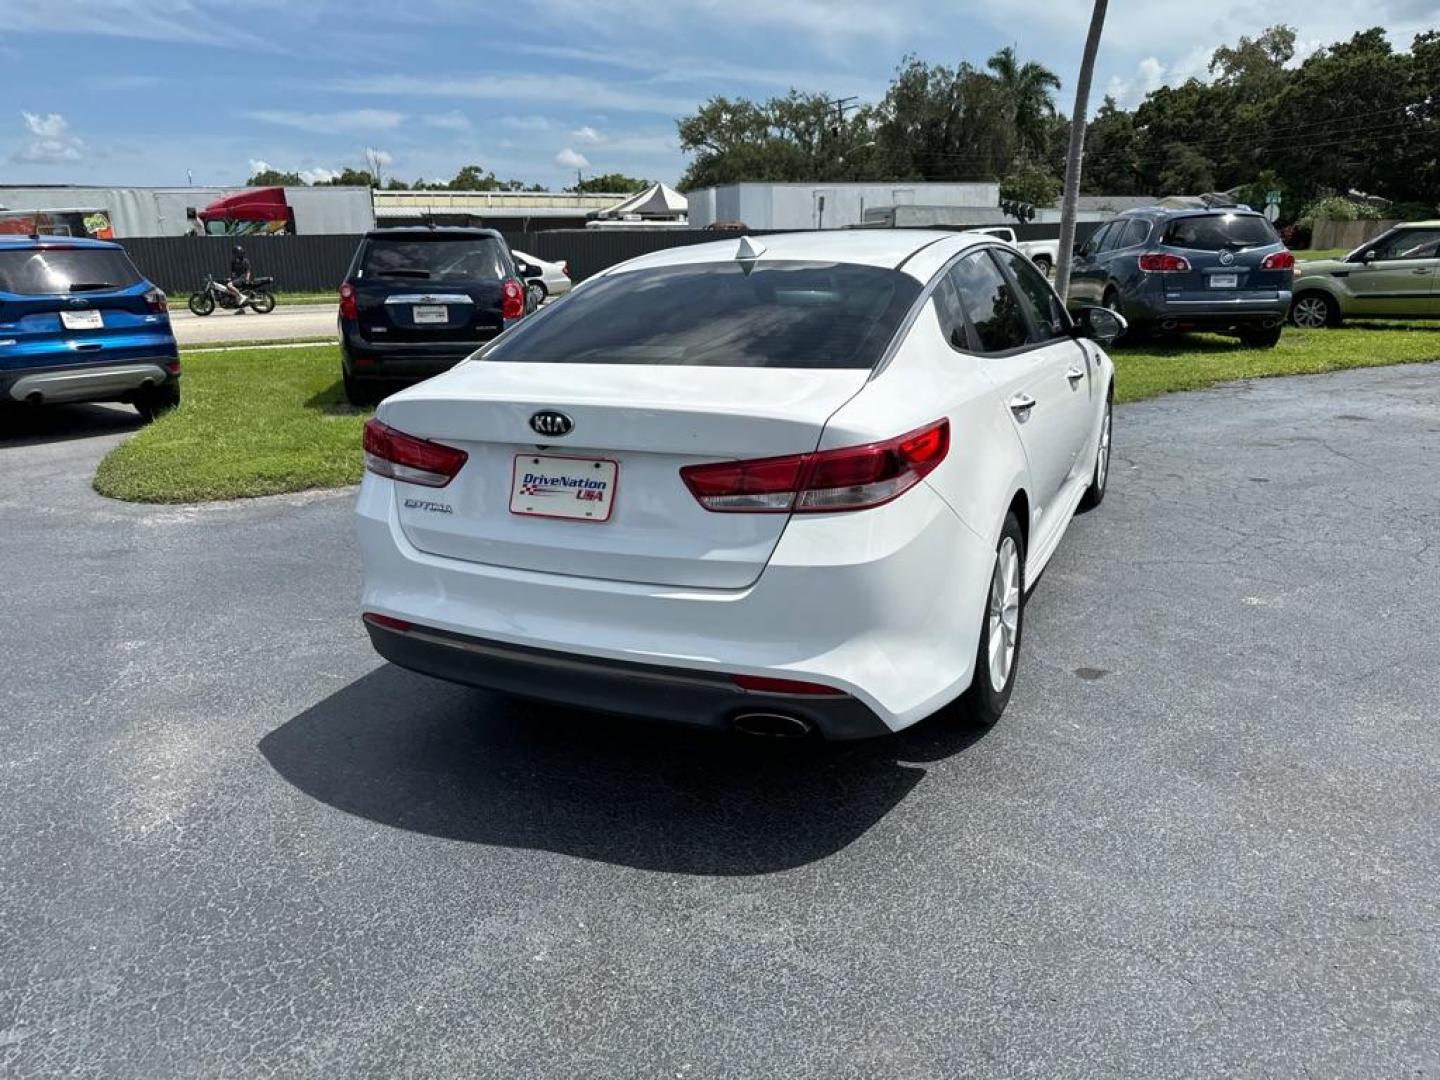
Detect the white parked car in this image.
<box><xmin>978</xmin><ymin>227</ymin><xmax>1059</xmax><ymax>276</ymax></box>
<box><xmin>357</xmin><ymin>231</ymin><xmax>1121</xmax><ymax>739</ymax></box>
<box><xmin>510</xmin><ymin>249</ymin><xmax>571</xmax><ymax>300</ymax></box>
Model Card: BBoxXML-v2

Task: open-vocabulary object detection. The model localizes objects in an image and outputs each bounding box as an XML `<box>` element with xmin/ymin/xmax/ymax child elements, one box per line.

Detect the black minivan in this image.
<box><xmin>338</xmin><ymin>227</ymin><xmax>530</xmax><ymax>405</ymax></box>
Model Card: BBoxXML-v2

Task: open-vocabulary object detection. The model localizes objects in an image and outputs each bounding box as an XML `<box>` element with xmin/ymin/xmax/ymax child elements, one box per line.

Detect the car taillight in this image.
<box><xmin>560</xmin><ymin>261</ymin><xmax>570</xmax><ymax>278</ymax></box>
<box><xmin>501</xmin><ymin>278</ymin><xmax>525</xmax><ymax>319</ymax></box>
<box><xmin>680</xmin><ymin>418</ymin><xmax>949</xmax><ymax>514</ymax></box>
<box><xmin>731</xmin><ymin>674</ymin><xmax>846</xmax><ymax>696</ymax></box>
<box><xmin>1137</xmin><ymin>253</ymin><xmax>1191</xmax><ymax>273</ymax></box>
<box><xmin>339</xmin><ymin>281</ymin><xmax>358</xmax><ymax>321</ymax></box>
<box><xmin>164</xmin><ymin>359</ymin><xmax>181</xmax><ymax>375</ymax></box>
<box><xmin>1262</xmin><ymin>251</ymin><xmax>1296</xmax><ymax>270</ymax></box>
<box><xmin>362</xmin><ymin>418</ymin><xmax>468</xmax><ymax>487</ymax></box>
<box><xmin>145</xmin><ymin>288</ymin><xmax>168</xmax><ymax>314</ymax></box>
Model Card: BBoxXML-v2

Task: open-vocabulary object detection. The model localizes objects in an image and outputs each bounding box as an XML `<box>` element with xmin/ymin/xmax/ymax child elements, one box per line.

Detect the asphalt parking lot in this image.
<box><xmin>2</xmin><ymin>365</ymin><xmax>1437</xmax><ymax>1078</ymax></box>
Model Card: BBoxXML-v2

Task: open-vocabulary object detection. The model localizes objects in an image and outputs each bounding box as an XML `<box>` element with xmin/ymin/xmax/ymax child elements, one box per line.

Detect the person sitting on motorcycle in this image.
<box><xmin>226</xmin><ymin>245</ymin><xmax>253</xmax><ymax>314</ymax></box>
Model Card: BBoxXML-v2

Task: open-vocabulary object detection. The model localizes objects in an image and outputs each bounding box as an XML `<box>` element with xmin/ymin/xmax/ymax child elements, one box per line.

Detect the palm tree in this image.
<box><xmin>987</xmin><ymin>46</ymin><xmax>1062</xmax><ymax>161</ymax></box>
<box><xmin>1055</xmin><ymin>1</ymin><xmax>1110</xmax><ymax>301</ymax></box>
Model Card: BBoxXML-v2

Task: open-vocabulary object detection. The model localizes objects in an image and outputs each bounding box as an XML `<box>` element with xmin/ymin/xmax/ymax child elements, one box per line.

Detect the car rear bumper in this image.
<box><xmin>340</xmin><ymin>319</ymin><xmax>505</xmax><ymax>381</ymax></box>
<box><xmin>356</xmin><ymin>473</ymin><xmax>995</xmax><ymax>736</ymax></box>
<box><xmin>1</xmin><ymin>358</ymin><xmax>178</xmax><ymax>404</ymax></box>
<box><xmin>363</xmin><ymin>616</ymin><xmax>890</xmax><ymax>739</ymax></box>
<box><xmin>1128</xmin><ymin>290</ymin><xmax>1292</xmax><ymax>329</ymax></box>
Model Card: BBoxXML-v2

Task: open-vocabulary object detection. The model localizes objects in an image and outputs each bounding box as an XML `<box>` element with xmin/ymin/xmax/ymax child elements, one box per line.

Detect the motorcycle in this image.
<box><xmin>187</xmin><ymin>274</ymin><xmax>277</xmax><ymax>316</ymax></box>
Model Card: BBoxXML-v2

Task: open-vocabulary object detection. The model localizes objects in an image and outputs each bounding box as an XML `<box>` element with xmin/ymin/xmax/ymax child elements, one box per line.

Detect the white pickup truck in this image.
<box><xmin>977</xmin><ymin>227</ymin><xmax>1059</xmax><ymax>276</ymax></box>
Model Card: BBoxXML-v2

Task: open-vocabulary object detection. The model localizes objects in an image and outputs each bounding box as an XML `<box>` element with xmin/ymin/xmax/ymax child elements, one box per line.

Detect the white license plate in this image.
<box><xmin>412</xmin><ymin>305</ymin><xmax>448</xmax><ymax>324</ymax></box>
<box><xmin>510</xmin><ymin>454</ymin><xmax>618</xmax><ymax>522</ymax></box>
<box><xmin>1209</xmin><ymin>274</ymin><xmax>1239</xmax><ymax>289</ymax></box>
<box><xmin>60</xmin><ymin>310</ymin><xmax>103</xmax><ymax>330</ymax></box>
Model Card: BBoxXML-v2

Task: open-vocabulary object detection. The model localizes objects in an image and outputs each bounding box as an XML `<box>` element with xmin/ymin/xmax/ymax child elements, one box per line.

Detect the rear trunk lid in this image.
<box><xmin>378</xmin><ymin>361</ymin><xmax>868</xmax><ymax>588</ymax></box>
<box><xmin>1158</xmin><ymin>212</ymin><xmax>1291</xmax><ymax>301</ymax></box>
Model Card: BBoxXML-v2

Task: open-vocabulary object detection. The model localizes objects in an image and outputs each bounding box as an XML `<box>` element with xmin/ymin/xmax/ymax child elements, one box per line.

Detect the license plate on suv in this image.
<box><xmin>412</xmin><ymin>305</ymin><xmax>448</xmax><ymax>324</ymax></box>
<box><xmin>1209</xmin><ymin>274</ymin><xmax>1238</xmax><ymax>289</ymax></box>
<box><xmin>510</xmin><ymin>454</ymin><xmax>618</xmax><ymax>522</ymax></box>
<box><xmin>61</xmin><ymin>310</ymin><xmax>104</xmax><ymax>330</ymax></box>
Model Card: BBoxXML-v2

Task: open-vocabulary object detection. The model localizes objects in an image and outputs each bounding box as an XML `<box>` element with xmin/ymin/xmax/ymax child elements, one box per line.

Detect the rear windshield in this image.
<box><xmin>483</xmin><ymin>261</ymin><xmax>922</xmax><ymax>370</ymax></box>
<box><xmin>0</xmin><ymin>248</ymin><xmax>143</xmax><ymax>295</ymax></box>
<box><xmin>359</xmin><ymin>237</ymin><xmax>510</xmax><ymax>281</ymax></box>
<box><xmin>1162</xmin><ymin>214</ymin><xmax>1278</xmax><ymax>251</ymax></box>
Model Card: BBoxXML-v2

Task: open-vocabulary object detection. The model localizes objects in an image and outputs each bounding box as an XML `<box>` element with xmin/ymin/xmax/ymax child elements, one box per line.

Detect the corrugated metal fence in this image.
<box><xmin>121</xmin><ymin>222</ymin><xmax>1104</xmax><ymax>296</ymax></box>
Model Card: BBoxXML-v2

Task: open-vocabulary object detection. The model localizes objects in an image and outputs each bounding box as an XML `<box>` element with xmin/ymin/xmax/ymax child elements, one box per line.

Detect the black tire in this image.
<box><xmin>1032</xmin><ymin>255</ymin><xmax>1053</xmax><ymax>277</ymax></box>
<box><xmin>135</xmin><ymin>382</ymin><xmax>180</xmax><ymax>422</ymax></box>
<box><xmin>1078</xmin><ymin>393</ymin><xmax>1112</xmax><ymax>512</ymax></box>
<box><xmin>249</xmin><ymin>289</ymin><xmax>276</xmax><ymax>315</ymax></box>
<box><xmin>1102</xmin><ymin>288</ymin><xmax>1129</xmax><ymax>341</ymax></box>
<box><xmin>188</xmin><ymin>292</ymin><xmax>214</xmax><ymax>317</ymax></box>
<box><xmin>1290</xmin><ymin>291</ymin><xmax>1339</xmax><ymax>329</ymax></box>
<box><xmin>1239</xmin><ymin>325</ymin><xmax>1283</xmax><ymax>349</ymax></box>
<box><xmin>958</xmin><ymin>512</ymin><xmax>1026</xmax><ymax>728</ymax></box>
<box><xmin>343</xmin><ymin>370</ymin><xmax>378</xmax><ymax>408</ymax></box>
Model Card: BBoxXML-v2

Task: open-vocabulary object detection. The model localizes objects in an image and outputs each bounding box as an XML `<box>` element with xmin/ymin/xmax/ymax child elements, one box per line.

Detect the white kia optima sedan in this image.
<box><xmin>356</xmin><ymin>230</ymin><xmax>1121</xmax><ymax>739</ymax></box>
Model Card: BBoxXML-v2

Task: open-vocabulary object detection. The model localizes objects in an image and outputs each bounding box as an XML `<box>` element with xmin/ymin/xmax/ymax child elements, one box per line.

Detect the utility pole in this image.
<box><xmin>1055</xmin><ymin>0</ymin><xmax>1109</xmax><ymax>303</ymax></box>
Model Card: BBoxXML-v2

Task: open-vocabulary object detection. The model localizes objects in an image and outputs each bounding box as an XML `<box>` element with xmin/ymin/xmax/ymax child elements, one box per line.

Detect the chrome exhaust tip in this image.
<box><xmin>732</xmin><ymin>712</ymin><xmax>815</xmax><ymax>739</ymax></box>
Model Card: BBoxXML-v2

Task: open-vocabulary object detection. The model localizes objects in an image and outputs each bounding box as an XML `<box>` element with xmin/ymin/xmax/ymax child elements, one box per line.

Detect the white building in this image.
<box><xmin>685</xmin><ymin>181</ymin><xmax>1000</xmax><ymax>231</ymax></box>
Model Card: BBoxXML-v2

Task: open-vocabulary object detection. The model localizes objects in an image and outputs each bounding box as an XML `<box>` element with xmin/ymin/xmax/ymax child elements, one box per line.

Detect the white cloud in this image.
<box><xmin>14</xmin><ymin>111</ymin><xmax>83</xmax><ymax>163</ymax></box>
<box><xmin>423</xmin><ymin>110</ymin><xmax>471</xmax><ymax>130</ymax></box>
<box><xmin>299</xmin><ymin>166</ymin><xmax>341</xmax><ymax>184</ymax></box>
<box><xmin>555</xmin><ymin>147</ymin><xmax>590</xmax><ymax>169</ymax></box>
<box><xmin>241</xmin><ymin>108</ymin><xmax>407</xmax><ymax>134</ymax></box>
<box><xmin>572</xmin><ymin>125</ymin><xmax>603</xmax><ymax>144</ymax></box>
<box><xmin>499</xmin><ymin>115</ymin><xmax>554</xmax><ymax>131</ymax></box>
<box><xmin>323</xmin><ymin>73</ymin><xmax>690</xmax><ymax>116</ymax></box>
<box><xmin>248</xmin><ymin>158</ymin><xmax>273</xmax><ymax>174</ymax></box>
<box><xmin>365</xmin><ymin>147</ymin><xmax>394</xmax><ymax>167</ymax></box>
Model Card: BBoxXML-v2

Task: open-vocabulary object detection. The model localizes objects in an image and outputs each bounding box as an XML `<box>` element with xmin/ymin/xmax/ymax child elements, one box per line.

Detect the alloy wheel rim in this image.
<box><xmin>987</xmin><ymin>537</ymin><xmax>1021</xmax><ymax>693</ymax></box>
<box><xmin>1294</xmin><ymin>298</ymin><xmax>1328</xmax><ymax>328</ymax></box>
<box><xmin>1097</xmin><ymin>403</ymin><xmax>1112</xmax><ymax>489</ymax></box>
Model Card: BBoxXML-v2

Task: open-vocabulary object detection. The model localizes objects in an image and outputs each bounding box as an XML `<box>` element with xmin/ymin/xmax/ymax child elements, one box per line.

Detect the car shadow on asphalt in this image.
<box><xmin>260</xmin><ymin>663</ymin><xmax>988</xmax><ymax>875</ymax></box>
<box><xmin>0</xmin><ymin>402</ymin><xmax>143</xmax><ymax>447</ymax></box>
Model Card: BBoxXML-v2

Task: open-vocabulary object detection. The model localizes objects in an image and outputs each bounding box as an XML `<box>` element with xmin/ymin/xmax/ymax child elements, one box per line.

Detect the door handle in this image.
<box><xmin>1065</xmin><ymin>367</ymin><xmax>1085</xmax><ymax>385</ymax></box>
<box><xmin>1412</xmin><ymin>268</ymin><xmax>1433</xmax><ymax>276</ymax></box>
<box><xmin>1009</xmin><ymin>393</ymin><xmax>1037</xmax><ymax>419</ymax></box>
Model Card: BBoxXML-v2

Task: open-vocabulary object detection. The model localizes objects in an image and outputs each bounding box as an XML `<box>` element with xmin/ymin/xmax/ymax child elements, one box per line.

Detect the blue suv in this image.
<box><xmin>0</xmin><ymin>236</ymin><xmax>180</xmax><ymax>419</ymax></box>
<box><xmin>1066</xmin><ymin>207</ymin><xmax>1295</xmax><ymax>347</ymax></box>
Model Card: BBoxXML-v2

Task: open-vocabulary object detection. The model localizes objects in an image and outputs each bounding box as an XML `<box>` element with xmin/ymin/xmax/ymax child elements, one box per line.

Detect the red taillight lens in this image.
<box><xmin>1262</xmin><ymin>250</ymin><xmax>1296</xmax><ymax>270</ymax></box>
<box><xmin>164</xmin><ymin>359</ymin><xmax>181</xmax><ymax>375</ymax></box>
<box><xmin>339</xmin><ymin>281</ymin><xmax>358</xmax><ymax>321</ymax></box>
<box><xmin>501</xmin><ymin>278</ymin><xmax>525</xmax><ymax>319</ymax></box>
<box><xmin>680</xmin><ymin>418</ymin><xmax>950</xmax><ymax>514</ymax></box>
<box><xmin>145</xmin><ymin>288</ymin><xmax>168</xmax><ymax>314</ymax></box>
<box><xmin>362</xmin><ymin>418</ymin><xmax>468</xmax><ymax>487</ymax></box>
<box><xmin>732</xmin><ymin>673</ymin><xmax>846</xmax><ymax>696</ymax></box>
<box><xmin>1137</xmin><ymin>253</ymin><xmax>1191</xmax><ymax>273</ymax></box>
<box><xmin>560</xmin><ymin>261</ymin><xmax>570</xmax><ymax>278</ymax></box>
<box><xmin>363</xmin><ymin>612</ymin><xmax>414</xmax><ymax>633</ymax></box>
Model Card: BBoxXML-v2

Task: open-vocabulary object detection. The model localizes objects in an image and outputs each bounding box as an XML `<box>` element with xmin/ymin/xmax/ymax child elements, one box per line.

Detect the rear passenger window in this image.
<box><xmin>1080</xmin><ymin>224</ymin><xmax>1111</xmax><ymax>256</ymax></box>
<box><xmin>1099</xmin><ymin>222</ymin><xmax>1128</xmax><ymax>252</ymax></box>
<box><xmin>998</xmin><ymin>251</ymin><xmax>1068</xmax><ymax>341</ymax></box>
<box><xmin>947</xmin><ymin>251</ymin><xmax>1029</xmax><ymax>353</ymax></box>
<box><xmin>1121</xmin><ymin>219</ymin><xmax>1150</xmax><ymax>247</ymax></box>
<box><xmin>931</xmin><ymin>275</ymin><xmax>970</xmax><ymax>350</ymax></box>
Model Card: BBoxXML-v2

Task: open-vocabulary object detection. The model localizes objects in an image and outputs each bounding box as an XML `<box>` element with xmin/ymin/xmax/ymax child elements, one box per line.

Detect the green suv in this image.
<box><xmin>1290</xmin><ymin>221</ymin><xmax>1440</xmax><ymax>328</ymax></box>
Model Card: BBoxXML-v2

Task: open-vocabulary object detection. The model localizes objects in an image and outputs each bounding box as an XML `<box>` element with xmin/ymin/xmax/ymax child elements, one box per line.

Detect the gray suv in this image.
<box><xmin>1066</xmin><ymin>208</ymin><xmax>1295</xmax><ymax>347</ymax></box>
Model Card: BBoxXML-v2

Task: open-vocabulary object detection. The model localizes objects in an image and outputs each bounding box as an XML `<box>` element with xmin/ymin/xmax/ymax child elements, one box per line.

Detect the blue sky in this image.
<box><xmin>3</xmin><ymin>0</ymin><xmax>1437</xmax><ymax>190</ymax></box>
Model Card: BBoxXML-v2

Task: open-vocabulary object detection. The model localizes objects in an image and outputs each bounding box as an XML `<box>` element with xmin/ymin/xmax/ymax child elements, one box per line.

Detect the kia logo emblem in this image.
<box><xmin>530</xmin><ymin>410</ymin><xmax>574</xmax><ymax>438</ymax></box>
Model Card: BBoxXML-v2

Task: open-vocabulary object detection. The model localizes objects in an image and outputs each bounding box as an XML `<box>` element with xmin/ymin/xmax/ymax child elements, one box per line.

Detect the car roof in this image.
<box><xmin>364</xmin><ymin>226</ymin><xmax>505</xmax><ymax>240</ymax></box>
<box><xmin>598</xmin><ymin>229</ymin><xmax>984</xmax><ymax>278</ymax></box>
<box><xmin>0</xmin><ymin>234</ymin><xmax>122</xmax><ymax>251</ymax></box>
<box><xmin>1115</xmin><ymin>206</ymin><xmax>1266</xmax><ymax>220</ymax></box>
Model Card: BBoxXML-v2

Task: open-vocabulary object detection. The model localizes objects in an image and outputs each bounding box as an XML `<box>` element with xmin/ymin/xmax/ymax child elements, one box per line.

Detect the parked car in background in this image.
<box><xmin>357</xmin><ymin>230</ymin><xmax>1121</xmax><ymax>740</ymax></box>
<box><xmin>1066</xmin><ymin>207</ymin><xmax>1294</xmax><ymax>347</ymax></box>
<box><xmin>338</xmin><ymin>227</ymin><xmax>528</xmax><ymax>407</ymax></box>
<box><xmin>1290</xmin><ymin>220</ymin><xmax>1440</xmax><ymax>328</ymax></box>
<box><xmin>977</xmin><ymin>227</ymin><xmax>1059</xmax><ymax>276</ymax></box>
<box><xmin>510</xmin><ymin>249</ymin><xmax>572</xmax><ymax>302</ymax></box>
<box><xmin>0</xmin><ymin>236</ymin><xmax>179</xmax><ymax>419</ymax></box>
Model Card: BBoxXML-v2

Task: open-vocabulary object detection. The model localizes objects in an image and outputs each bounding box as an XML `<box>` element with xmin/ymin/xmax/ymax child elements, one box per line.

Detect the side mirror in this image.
<box><xmin>1361</xmin><ymin>249</ymin><xmax>1378</xmax><ymax>264</ymax></box>
<box><xmin>1073</xmin><ymin>243</ymin><xmax>1085</xmax><ymax>256</ymax></box>
<box><xmin>1073</xmin><ymin>305</ymin><xmax>1127</xmax><ymax>345</ymax></box>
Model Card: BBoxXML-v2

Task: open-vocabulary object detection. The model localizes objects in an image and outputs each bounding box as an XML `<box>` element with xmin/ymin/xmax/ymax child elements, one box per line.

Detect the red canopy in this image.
<box><xmin>198</xmin><ymin>187</ymin><xmax>289</xmax><ymax>222</ymax></box>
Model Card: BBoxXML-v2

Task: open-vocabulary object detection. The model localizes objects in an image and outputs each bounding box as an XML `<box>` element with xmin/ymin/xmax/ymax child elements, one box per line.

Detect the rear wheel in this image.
<box><xmin>1291</xmin><ymin>291</ymin><xmax>1339</xmax><ymax>329</ymax></box>
<box><xmin>250</xmin><ymin>289</ymin><xmax>276</xmax><ymax>314</ymax></box>
<box><xmin>959</xmin><ymin>513</ymin><xmax>1025</xmax><ymax>727</ymax></box>
<box><xmin>1032</xmin><ymin>255</ymin><xmax>1053</xmax><ymax>277</ymax></box>
<box><xmin>1102</xmin><ymin>288</ymin><xmax>1129</xmax><ymax>341</ymax></box>
<box><xmin>1240</xmin><ymin>325</ymin><xmax>1283</xmax><ymax>348</ymax></box>
<box><xmin>343</xmin><ymin>370</ymin><xmax>378</xmax><ymax>408</ymax></box>
<box><xmin>188</xmin><ymin>292</ymin><xmax>214</xmax><ymax>317</ymax></box>
<box><xmin>1078</xmin><ymin>395</ymin><xmax>1112</xmax><ymax>511</ymax></box>
<box><xmin>135</xmin><ymin>382</ymin><xmax>180</xmax><ymax>422</ymax></box>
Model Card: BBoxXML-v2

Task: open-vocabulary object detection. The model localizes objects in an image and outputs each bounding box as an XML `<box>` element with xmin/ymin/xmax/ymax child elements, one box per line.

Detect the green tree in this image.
<box><xmin>987</xmin><ymin>46</ymin><xmax>1062</xmax><ymax>162</ymax></box>
<box><xmin>324</xmin><ymin>167</ymin><xmax>378</xmax><ymax>187</ymax></box>
<box><xmin>1081</xmin><ymin>97</ymin><xmax>1142</xmax><ymax>195</ymax></box>
<box><xmin>1000</xmin><ymin>161</ymin><xmax>1062</xmax><ymax>213</ymax></box>
<box><xmin>246</xmin><ymin>168</ymin><xmax>303</xmax><ymax>186</ymax></box>
<box><xmin>1156</xmin><ymin>141</ymin><xmax>1216</xmax><ymax>194</ymax></box>
<box><xmin>570</xmin><ymin>173</ymin><xmax>649</xmax><ymax>194</ymax></box>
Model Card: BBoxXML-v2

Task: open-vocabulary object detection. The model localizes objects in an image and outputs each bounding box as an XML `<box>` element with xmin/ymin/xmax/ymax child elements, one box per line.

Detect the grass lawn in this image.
<box><xmin>272</xmin><ymin>291</ymin><xmax>339</xmax><ymax>306</ymax></box>
<box><xmin>94</xmin><ymin>324</ymin><xmax>1440</xmax><ymax>503</ymax></box>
